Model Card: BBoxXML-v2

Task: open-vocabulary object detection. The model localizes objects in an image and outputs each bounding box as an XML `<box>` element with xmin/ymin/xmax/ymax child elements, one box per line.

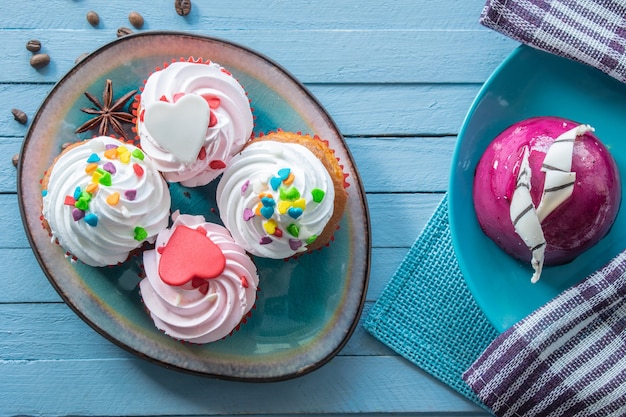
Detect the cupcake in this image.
<box><xmin>473</xmin><ymin>116</ymin><xmax>621</xmax><ymax>282</ymax></box>
<box><xmin>41</xmin><ymin>136</ymin><xmax>171</xmax><ymax>267</ymax></box>
<box><xmin>134</xmin><ymin>58</ymin><xmax>254</xmax><ymax>187</ymax></box>
<box><xmin>139</xmin><ymin>211</ymin><xmax>259</xmax><ymax>344</ymax></box>
<box><xmin>216</xmin><ymin>130</ymin><xmax>349</xmax><ymax>259</ymax></box>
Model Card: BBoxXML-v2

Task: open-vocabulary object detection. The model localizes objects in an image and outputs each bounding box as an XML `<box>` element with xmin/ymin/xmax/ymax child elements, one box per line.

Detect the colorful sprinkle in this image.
<box><xmin>283</xmin><ymin>172</ymin><xmax>295</xmax><ymax>185</ymax></box>
<box><xmin>124</xmin><ymin>189</ymin><xmax>137</xmax><ymax>201</ymax></box>
<box><xmin>85</xmin><ymin>163</ymin><xmax>98</xmax><ymax>174</ymax></box>
<box><xmin>280</xmin><ymin>186</ymin><xmax>300</xmax><ymax>201</ymax></box>
<box><xmin>74</xmin><ymin>198</ymin><xmax>89</xmax><ymax>211</ymax></box>
<box><xmin>209</xmin><ymin>160</ymin><xmax>226</xmax><ymax>169</ymax></box>
<box><xmin>119</xmin><ymin>151</ymin><xmax>131</xmax><ymax>164</ymax></box>
<box><xmin>261</xmin><ymin>197</ymin><xmax>276</xmax><ymax>207</ymax></box>
<box><xmin>102</xmin><ymin>162</ymin><xmax>116</xmax><ymax>174</ymax></box>
<box><xmin>84</xmin><ymin>213</ymin><xmax>98</xmax><ymax>227</ymax></box>
<box><xmin>306</xmin><ymin>235</ymin><xmax>318</xmax><ymax>245</ymax></box>
<box><xmin>274</xmin><ymin>228</ymin><xmax>283</xmax><ymax>237</ymax></box>
<box><xmin>269</xmin><ymin>176</ymin><xmax>282</xmax><ymax>191</ymax></box>
<box><xmin>105</xmin><ymin>144</ymin><xmax>119</xmax><ymax>150</ymax></box>
<box><xmin>132</xmin><ymin>163</ymin><xmax>144</xmax><ymax>177</ymax></box>
<box><xmin>198</xmin><ymin>147</ymin><xmax>207</xmax><ymax>161</ymax></box>
<box><xmin>278</xmin><ymin>168</ymin><xmax>291</xmax><ymax>180</ymax></box>
<box><xmin>131</xmin><ymin>149</ymin><xmax>144</xmax><ymax>160</ymax></box>
<box><xmin>263</xmin><ymin>219</ymin><xmax>277</xmax><ymax>235</ymax></box>
<box><xmin>289</xmin><ymin>239</ymin><xmax>303</xmax><ymax>251</ymax></box>
<box><xmin>98</xmin><ymin>171</ymin><xmax>112</xmax><ymax>186</ymax></box>
<box><xmin>42</xmin><ymin>190</ymin><xmax>48</xmax><ymax>197</ymax></box>
<box><xmin>106</xmin><ymin>192</ymin><xmax>120</xmax><ymax>206</ymax></box>
<box><xmin>292</xmin><ymin>198</ymin><xmax>306</xmax><ymax>210</ymax></box>
<box><xmin>240</xmin><ymin>275</ymin><xmax>249</xmax><ymax>288</ymax></box>
<box><xmin>241</xmin><ymin>179</ymin><xmax>250</xmax><ymax>195</ymax></box>
<box><xmin>104</xmin><ymin>148</ymin><xmax>118</xmax><ymax>159</ymax></box>
<box><xmin>277</xmin><ymin>200</ymin><xmax>291</xmax><ymax>214</ymax></box>
<box><xmin>91</xmin><ymin>170</ymin><xmax>103</xmax><ymax>184</ymax></box>
<box><xmin>73</xmin><ymin>187</ymin><xmax>82</xmax><ymax>200</ymax></box>
<box><xmin>64</xmin><ymin>196</ymin><xmax>76</xmax><ymax>206</ymax></box>
<box><xmin>311</xmin><ymin>188</ymin><xmax>326</xmax><ymax>203</ymax></box>
<box><xmin>243</xmin><ymin>208</ymin><xmax>255</xmax><ymax>221</ymax></box>
<box><xmin>260</xmin><ymin>206</ymin><xmax>274</xmax><ymax>219</ymax></box>
<box><xmin>71</xmin><ymin>208</ymin><xmax>85</xmax><ymax>221</ymax></box>
<box><xmin>86</xmin><ymin>153</ymin><xmax>100</xmax><ymax>163</ymax></box>
<box><xmin>287</xmin><ymin>223</ymin><xmax>300</xmax><ymax>237</ymax></box>
<box><xmin>85</xmin><ymin>183</ymin><xmax>98</xmax><ymax>194</ymax></box>
<box><xmin>134</xmin><ymin>226</ymin><xmax>148</xmax><ymax>241</ymax></box>
<box><xmin>259</xmin><ymin>236</ymin><xmax>272</xmax><ymax>245</ymax></box>
<box><xmin>288</xmin><ymin>207</ymin><xmax>303</xmax><ymax>219</ymax></box>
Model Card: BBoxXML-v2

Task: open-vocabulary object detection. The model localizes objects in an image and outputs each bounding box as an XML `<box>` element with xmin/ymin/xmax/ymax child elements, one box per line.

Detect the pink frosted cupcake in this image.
<box><xmin>139</xmin><ymin>211</ymin><xmax>259</xmax><ymax>343</ymax></box>
<box><xmin>134</xmin><ymin>57</ymin><xmax>254</xmax><ymax>187</ymax></box>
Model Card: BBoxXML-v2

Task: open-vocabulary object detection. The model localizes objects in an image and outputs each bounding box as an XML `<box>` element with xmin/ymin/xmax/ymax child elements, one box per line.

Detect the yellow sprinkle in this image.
<box><xmin>104</xmin><ymin>148</ymin><xmax>118</xmax><ymax>160</ymax></box>
<box><xmin>292</xmin><ymin>198</ymin><xmax>306</xmax><ymax>210</ymax></box>
<box><xmin>117</xmin><ymin>145</ymin><xmax>129</xmax><ymax>156</ymax></box>
<box><xmin>283</xmin><ymin>172</ymin><xmax>295</xmax><ymax>185</ymax></box>
<box><xmin>263</xmin><ymin>219</ymin><xmax>277</xmax><ymax>235</ymax></box>
<box><xmin>277</xmin><ymin>200</ymin><xmax>291</xmax><ymax>215</ymax></box>
<box><xmin>85</xmin><ymin>163</ymin><xmax>98</xmax><ymax>174</ymax></box>
<box><xmin>119</xmin><ymin>151</ymin><xmax>131</xmax><ymax>164</ymax></box>
<box><xmin>106</xmin><ymin>192</ymin><xmax>120</xmax><ymax>206</ymax></box>
<box><xmin>91</xmin><ymin>171</ymin><xmax>103</xmax><ymax>183</ymax></box>
<box><xmin>85</xmin><ymin>182</ymin><xmax>99</xmax><ymax>194</ymax></box>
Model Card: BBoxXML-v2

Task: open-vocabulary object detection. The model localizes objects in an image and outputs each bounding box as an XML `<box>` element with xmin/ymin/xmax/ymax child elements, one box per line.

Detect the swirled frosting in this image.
<box><xmin>41</xmin><ymin>136</ymin><xmax>171</xmax><ymax>267</ymax></box>
<box><xmin>140</xmin><ymin>212</ymin><xmax>258</xmax><ymax>344</ymax></box>
<box><xmin>136</xmin><ymin>60</ymin><xmax>254</xmax><ymax>187</ymax></box>
<box><xmin>216</xmin><ymin>141</ymin><xmax>336</xmax><ymax>258</ymax></box>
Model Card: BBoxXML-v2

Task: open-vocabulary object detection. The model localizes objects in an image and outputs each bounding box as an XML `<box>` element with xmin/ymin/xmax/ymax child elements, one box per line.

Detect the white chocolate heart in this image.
<box><xmin>143</xmin><ymin>94</ymin><xmax>210</xmax><ymax>164</ymax></box>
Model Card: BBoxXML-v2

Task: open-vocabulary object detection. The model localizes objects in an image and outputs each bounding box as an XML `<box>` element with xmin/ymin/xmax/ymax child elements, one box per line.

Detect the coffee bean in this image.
<box><xmin>11</xmin><ymin>108</ymin><xmax>27</xmax><ymax>124</ymax></box>
<box><xmin>174</xmin><ymin>0</ymin><xmax>192</xmax><ymax>16</ymax></box>
<box><xmin>26</xmin><ymin>39</ymin><xmax>41</xmax><ymax>53</ymax></box>
<box><xmin>128</xmin><ymin>11</ymin><xmax>144</xmax><ymax>28</ymax></box>
<box><xmin>30</xmin><ymin>53</ymin><xmax>50</xmax><ymax>69</ymax></box>
<box><xmin>12</xmin><ymin>154</ymin><xmax>19</xmax><ymax>168</ymax></box>
<box><xmin>117</xmin><ymin>27</ymin><xmax>133</xmax><ymax>38</ymax></box>
<box><xmin>87</xmin><ymin>11</ymin><xmax>100</xmax><ymax>26</ymax></box>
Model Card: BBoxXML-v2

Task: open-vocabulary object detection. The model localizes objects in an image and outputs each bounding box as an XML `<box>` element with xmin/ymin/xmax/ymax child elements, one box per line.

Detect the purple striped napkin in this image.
<box><xmin>480</xmin><ymin>0</ymin><xmax>626</xmax><ymax>84</ymax></box>
<box><xmin>463</xmin><ymin>249</ymin><xmax>626</xmax><ymax>417</ymax></box>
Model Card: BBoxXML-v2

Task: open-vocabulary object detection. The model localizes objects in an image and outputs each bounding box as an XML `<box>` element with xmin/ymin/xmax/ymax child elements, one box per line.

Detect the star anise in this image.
<box><xmin>75</xmin><ymin>79</ymin><xmax>137</xmax><ymax>140</ymax></box>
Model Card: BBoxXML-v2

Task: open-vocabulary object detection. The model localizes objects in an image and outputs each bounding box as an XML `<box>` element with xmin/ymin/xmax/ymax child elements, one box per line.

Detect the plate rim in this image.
<box><xmin>16</xmin><ymin>30</ymin><xmax>371</xmax><ymax>381</ymax></box>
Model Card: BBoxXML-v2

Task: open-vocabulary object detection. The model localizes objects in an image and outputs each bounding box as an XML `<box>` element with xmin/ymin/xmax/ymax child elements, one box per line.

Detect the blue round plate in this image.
<box><xmin>449</xmin><ymin>45</ymin><xmax>626</xmax><ymax>332</ymax></box>
<box><xmin>17</xmin><ymin>32</ymin><xmax>370</xmax><ymax>380</ymax></box>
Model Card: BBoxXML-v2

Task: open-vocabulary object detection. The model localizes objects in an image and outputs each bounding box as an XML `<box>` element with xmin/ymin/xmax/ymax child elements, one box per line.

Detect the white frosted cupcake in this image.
<box><xmin>41</xmin><ymin>136</ymin><xmax>171</xmax><ymax>267</ymax></box>
<box><xmin>140</xmin><ymin>212</ymin><xmax>259</xmax><ymax>344</ymax></box>
<box><xmin>134</xmin><ymin>58</ymin><xmax>254</xmax><ymax>187</ymax></box>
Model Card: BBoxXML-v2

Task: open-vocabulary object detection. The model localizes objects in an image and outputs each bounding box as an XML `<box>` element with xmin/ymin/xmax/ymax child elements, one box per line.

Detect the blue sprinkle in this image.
<box><xmin>260</xmin><ymin>206</ymin><xmax>274</xmax><ymax>219</ymax></box>
<box><xmin>261</xmin><ymin>197</ymin><xmax>276</xmax><ymax>207</ymax></box>
<box><xmin>84</xmin><ymin>213</ymin><xmax>98</xmax><ymax>227</ymax></box>
<box><xmin>42</xmin><ymin>190</ymin><xmax>48</xmax><ymax>197</ymax></box>
<box><xmin>269</xmin><ymin>176</ymin><xmax>282</xmax><ymax>191</ymax></box>
<box><xmin>288</xmin><ymin>207</ymin><xmax>303</xmax><ymax>219</ymax></box>
<box><xmin>73</xmin><ymin>186</ymin><xmax>82</xmax><ymax>201</ymax></box>
<box><xmin>278</xmin><ymin>168</ymin><xmax>291</xmax><ymax>180</ymax></box>
<box><xmin>87</xmin><ymin>153</ymin><xmax>101</xmax><ymax>163</ymax></box>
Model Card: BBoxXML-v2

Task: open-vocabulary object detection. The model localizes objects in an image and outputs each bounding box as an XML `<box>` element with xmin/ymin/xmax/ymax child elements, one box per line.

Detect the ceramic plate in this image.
<box><xmin>18</xmin><ymin>32</ymin><xmax>370</xmax><ymax>380</ymax></box>
<box><xmin>449</xmin><ymin>45</ymin><xmax>626</xmax><ymax>332</ymax></box>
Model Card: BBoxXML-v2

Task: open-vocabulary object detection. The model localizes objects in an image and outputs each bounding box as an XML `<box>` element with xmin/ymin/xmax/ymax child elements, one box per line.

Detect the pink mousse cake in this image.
<box><xmin>473</xmin><ymin>116</ymin><xmax>621</xmax><ymax>282</ymax></box>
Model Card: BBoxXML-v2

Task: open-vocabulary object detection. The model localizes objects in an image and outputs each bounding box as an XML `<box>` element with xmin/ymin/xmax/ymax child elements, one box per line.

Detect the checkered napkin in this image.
<box><xmin>480</xmin><ymin>0</ymin><xmax>626</xmax><ymax>83</ymax></box>
<box><xmin>463</xmin><ymin>250</ymin><xmax>626</xmax><ymax>417</ymax></box>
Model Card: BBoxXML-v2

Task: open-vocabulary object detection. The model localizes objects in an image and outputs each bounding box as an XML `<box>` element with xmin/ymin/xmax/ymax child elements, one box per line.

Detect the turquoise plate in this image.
<box><xmin>17</xmin><ymin>32</ymin><xmax>370</xmax><ymax>381</ymax></box>
<box><xmin>449</xmin><ymin>45</ymin><xmax>626</xmax><ymax>332</ymax></box>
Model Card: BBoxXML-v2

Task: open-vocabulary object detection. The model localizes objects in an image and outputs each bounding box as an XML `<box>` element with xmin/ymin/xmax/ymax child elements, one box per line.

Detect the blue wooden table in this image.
<box><xmin>0</xmin><ymin>1</ymin><xmax>517</xmax><ymax>415</ymax></box>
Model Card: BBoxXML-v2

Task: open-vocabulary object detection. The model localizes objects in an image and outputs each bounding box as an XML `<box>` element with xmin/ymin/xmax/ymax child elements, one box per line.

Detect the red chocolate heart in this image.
<box><xmin>158</xmin><ymin>225</ymin><xmax>226</xmax><ymax>286</ymax></box>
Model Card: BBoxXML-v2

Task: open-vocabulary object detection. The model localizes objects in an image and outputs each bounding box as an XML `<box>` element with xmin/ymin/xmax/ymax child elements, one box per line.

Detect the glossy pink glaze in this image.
<box><xmin>473</xmin><ymin>116</ymin><xmax>621</xmax><ymax>265</ymax></box>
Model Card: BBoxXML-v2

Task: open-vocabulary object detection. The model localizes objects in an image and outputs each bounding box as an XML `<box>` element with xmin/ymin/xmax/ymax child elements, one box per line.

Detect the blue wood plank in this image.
<box><xmin>0</xmin><ymin>356</ymin><xmax>489</xmax><ymax>416</ymax></box>
<box><xmin>0</xmin><ymin>29</ymin><xmax>514</xmax><ymax>84</ymax></box>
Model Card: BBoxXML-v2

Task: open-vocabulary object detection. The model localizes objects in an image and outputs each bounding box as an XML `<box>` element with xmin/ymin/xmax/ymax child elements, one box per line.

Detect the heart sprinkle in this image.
<box><xmin>243</xmin><ymin>208</ymin><xmax>255</xmax><ymax>221</ymax></box>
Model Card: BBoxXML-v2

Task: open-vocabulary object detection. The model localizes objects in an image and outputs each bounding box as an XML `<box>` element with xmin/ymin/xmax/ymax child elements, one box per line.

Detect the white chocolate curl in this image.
<box><xmin>510</xmin><ymin>124</ymin><xmax>592</xmax><ymax>283</ymax></box>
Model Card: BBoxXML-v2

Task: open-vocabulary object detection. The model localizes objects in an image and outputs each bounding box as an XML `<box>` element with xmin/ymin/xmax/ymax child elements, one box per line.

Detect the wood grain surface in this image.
<box><xmin>0</xmin><ymin>1</ymin><xmax>515</xmax><ymax>416</ymax></box>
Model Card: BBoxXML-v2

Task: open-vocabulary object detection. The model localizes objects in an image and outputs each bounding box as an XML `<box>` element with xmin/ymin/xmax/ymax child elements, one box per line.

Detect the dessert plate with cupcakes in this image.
<box><xmin>449</xmin><ymin>45</ymin><xmax>626</xmax><ymax>332</ymax></box>
<box><xmin>17</xmin><ymin>32</ymin><xmax>370</xmax><ymax>381</ymax></box>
